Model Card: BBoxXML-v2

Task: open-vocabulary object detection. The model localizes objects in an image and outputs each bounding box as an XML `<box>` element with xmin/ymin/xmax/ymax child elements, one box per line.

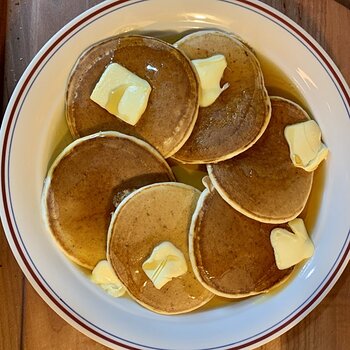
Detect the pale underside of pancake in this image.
<box><xmin>172</xmin><ymin>30</ymin><xmax>271</xmax><ymax>164</ymax></box>
<box><xmin>208</xmin><ymin>97</ymin><xmax>314</xmax><ymax>224</ymax></box>
<box><xmin>107</xmin><ymin>183</ymin><xmax>213</xmax><ymax>314</ymax></box>
<box><xmin>189</xmin><ymin>185</ymin><xmax>293</xmax><ymax>298</ymax></box>
<box><xmin>42</xmin><ymin>131</ymin><xmax>175</xmax><ymax>270</ymax></box>
<box><xmin>66</xmin><ymin>35</ymin><xmax>199</xmax><ymax>158</ymax></box>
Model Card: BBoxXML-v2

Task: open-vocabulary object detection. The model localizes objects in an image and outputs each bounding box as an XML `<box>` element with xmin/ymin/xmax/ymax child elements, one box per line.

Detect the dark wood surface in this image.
<box><xmin>1</xmin><ymin>1</ymin><xmax>349</xmax><ymax>349</ymax></box>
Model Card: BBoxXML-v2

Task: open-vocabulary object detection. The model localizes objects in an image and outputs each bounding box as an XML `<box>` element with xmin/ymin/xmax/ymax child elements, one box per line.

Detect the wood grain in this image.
<box><xmin>0</xmin><ymin>221</ymin><xmax>24</xmax><ymax>350</ymax></box>
<box><xmin>0</xmin><ymin>0</ymin><xmax>7</xmax><ymax>111</ymax></box>
<box><xmin>336</xmin><ymin>0</ymin><xmax>350</xmax><ymax>9</ymax></box>
<box><xmin>22</xmin><ymin>283</ymin><xmax>108</xmax><ymax>349</ymax></box>
<box><xmin>1</xmin><ymin>0</ymin><xmax>349</xmax><ymax>349</ymax></box>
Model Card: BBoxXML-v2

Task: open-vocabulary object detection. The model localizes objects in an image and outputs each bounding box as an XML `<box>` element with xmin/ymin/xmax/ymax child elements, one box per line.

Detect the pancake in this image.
<box><xmin>107</xmin><ymin>183</ymin><xmax>213</xmax><ymax>314</ymax></box>
<box><xmin>208</xmin><ymin>97</ymin><xmax>314</xmax><ymax>224</ymax></box>
<box><xmin>172</xmin><ymin>30</ymin><xmax>271</xmax><ymax>164</ymax></box>
<box><xmin>189</xmin><ymin>181</ymin><xmax>293</xmax><ymax>298</ymax></box>
<box><xmin>42</xmin><ymin>131</ymin><xmax>174</xmax><ymax>270</ymax></box>
<box><xmin>66</xmin><ymin>35</ymin><xmax>199</xmax><ymax>158</ymax></box>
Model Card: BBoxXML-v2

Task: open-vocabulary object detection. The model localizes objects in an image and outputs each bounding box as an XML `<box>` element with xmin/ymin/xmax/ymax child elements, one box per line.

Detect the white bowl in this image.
<box><xmin>1</xmin><ymin>0</ymin><xmax>349</xmax><ymax>349</ymax></box>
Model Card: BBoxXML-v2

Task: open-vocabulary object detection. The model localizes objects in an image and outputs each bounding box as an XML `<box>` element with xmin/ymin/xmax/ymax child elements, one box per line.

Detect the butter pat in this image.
<box><xmin>91</xmin><ymin>260</ymin><xmax>126</xmax><ymax>297</ymax></box>
<box><xmin>192</xmin><ymin>54</ymin><xmax>229</xmax><ymax>107</ymax></box>
<box><xmin>142</xmin><ymin>241</ymin><xmax>187</xmax><ymax>289</ymax></box>
<box><xmin>284</xmin><ymin>120</ymin><xmax>328</xmax><ymax>172</ymax></box>
<box><xmin>90</xmin><ymin>63</ymin><xmax>151</xmax><ymax>125</ymax></box>
<box><xmin>270</xmin><ymin>218</ymin><xmax>314</xmax><ymax>270</ymax></box>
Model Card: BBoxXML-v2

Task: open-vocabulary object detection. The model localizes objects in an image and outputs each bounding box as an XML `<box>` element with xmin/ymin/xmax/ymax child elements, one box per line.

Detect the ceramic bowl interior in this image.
<box><xmin>1</xmin><ymin>0</ymin><xmax>349</xmax><ymax>349</ymax></box>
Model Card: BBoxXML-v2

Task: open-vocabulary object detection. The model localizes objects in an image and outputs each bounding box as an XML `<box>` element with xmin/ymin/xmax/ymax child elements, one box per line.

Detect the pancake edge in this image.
<box><xmin>174</xmin><ymin>29</ymin><xmax>256</xmax><ymax>54</ymax></box>
<box><xmin>172</xmin><ymin>30</ymin><xmax>272</xmax><ymax>164</ymax></box>
<box><xmin>65</xmin><ymin>34</ymin><xmax>200</xmax><ymax>159</ymax></box>
<box><xmin>106</xmin><ymin>182</ymin><xmax>214</xmax><ymax>315</ymax></box>
<box><xmin>41</xmin><ymin>131</ymin><xmax>175</xmax><ymax>270</ymax></box>
<box><xmin>189</xmin><ymin>188</ymin><xmax>294</xmax><ymax>298</ymax></box>
<box><xmin>207</xmin><ymin>96</ymin><xmax>314</xmax><ymax>224</ymax></box>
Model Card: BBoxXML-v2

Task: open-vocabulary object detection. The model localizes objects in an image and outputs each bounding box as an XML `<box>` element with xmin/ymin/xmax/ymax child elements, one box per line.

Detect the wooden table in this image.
<box><xmin>1</xmin><ymin>0</ymin><xmax>349</xmax><ymax>349</ymax></box>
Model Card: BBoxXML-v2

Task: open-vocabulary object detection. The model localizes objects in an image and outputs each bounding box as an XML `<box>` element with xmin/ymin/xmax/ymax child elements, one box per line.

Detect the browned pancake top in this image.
<box><xmin>192</xmin><ymin>189</ymin><xmax>293</xmax><ymax>296</ymax></box>
<box><xmin>66</xmin><ymin>35</ymin><xmax>199</xmax><ymax>158</ymax></box>
<box><xmin>209</xmin><ymin>97</ymin><xmax>313</xmax><ymax>223</ymax></box>
<box><xmin>44</xmin><ymin>133</ymin><xmax>173</xmax><ymax>270</ymax></box>
<box><xmin>108</xmin><ymin>183</ymin><xmax>213</xmax><ymax>314</ymax></box>
<box><xmin>173</xmin><ymin>31</ymin><xmax>270</xmax><ymax>163</ymax></box>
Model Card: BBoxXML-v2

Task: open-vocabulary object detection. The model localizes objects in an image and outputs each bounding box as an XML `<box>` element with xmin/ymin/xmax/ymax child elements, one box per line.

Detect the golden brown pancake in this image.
<box><xmin>208</xmin><ymin>97</ymin><xmax>313</xmax><ymax>223</ymax></box>
<box><xmin>172</xmin><ymin>30</ymin><xmax>271</xmax><ymax>164</ymax></box>
<box><xmin>189</xmin><ymin>181</ymin><xmax>293</xmax><ymax>298</ymax></box>
<box><xmin>107</xmin><ymin>183</ymin><xmax>213</xmax><ymax>314</ymax></box>
<box><xmin>66</xmin><ymin>35</ymin><xmax>199</xmax><ymax>158</ymax></box>
<box><xmin>42</xmin><ymin>131</ymin><xmax>174</xmax><ymax>270</ymax></box>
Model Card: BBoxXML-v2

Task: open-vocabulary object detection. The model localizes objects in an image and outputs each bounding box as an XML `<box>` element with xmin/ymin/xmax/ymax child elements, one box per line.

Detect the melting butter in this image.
<box><xmin>270</xmin><ymin>218</ymin><xmax>314</xmax><ymax>270</ymax></box>
<box><xmin>192</xmin><ymin>54</ymin><xmax>229</xmax><ymax>107</ymax></box>
<box><xmin>91</xmin><ymin>260</ymin><xmax>126</xmax><ymax>297</ymax></box>
<box><xmin>284</xmin><ymin>120</ymin><xmax>328</xmax><ymax>172</ymax></box>
<box><xmin>90</xmin><ymin>63</ymin><xmax>151</xmax><ymax>125</ymax></box>
<box><xmin>142</xmin><ymin>241</ymin><xmax>187</xmax><ymax>289</ymax></box>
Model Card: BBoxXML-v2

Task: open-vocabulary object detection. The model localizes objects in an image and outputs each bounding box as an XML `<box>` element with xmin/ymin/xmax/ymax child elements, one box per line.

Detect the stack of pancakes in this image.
<box><xmin>42</xmin><ymin>30</ymin><xmax>318</xmax><ymax>314</ymax></box>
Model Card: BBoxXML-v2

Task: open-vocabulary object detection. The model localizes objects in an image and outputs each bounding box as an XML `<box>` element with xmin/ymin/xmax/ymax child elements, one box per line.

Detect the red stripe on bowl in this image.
<box><xmin>1</xmin><ymin>0</ymin><xmax>349</xmax><ymax>349</ymax></box>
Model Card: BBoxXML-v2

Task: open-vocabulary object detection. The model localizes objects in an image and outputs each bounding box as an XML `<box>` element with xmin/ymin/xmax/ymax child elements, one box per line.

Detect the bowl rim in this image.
<box><xmin>1</xmin><ymin>0</ymin><xmax>349</xmax><ymax>349</ymax></box>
